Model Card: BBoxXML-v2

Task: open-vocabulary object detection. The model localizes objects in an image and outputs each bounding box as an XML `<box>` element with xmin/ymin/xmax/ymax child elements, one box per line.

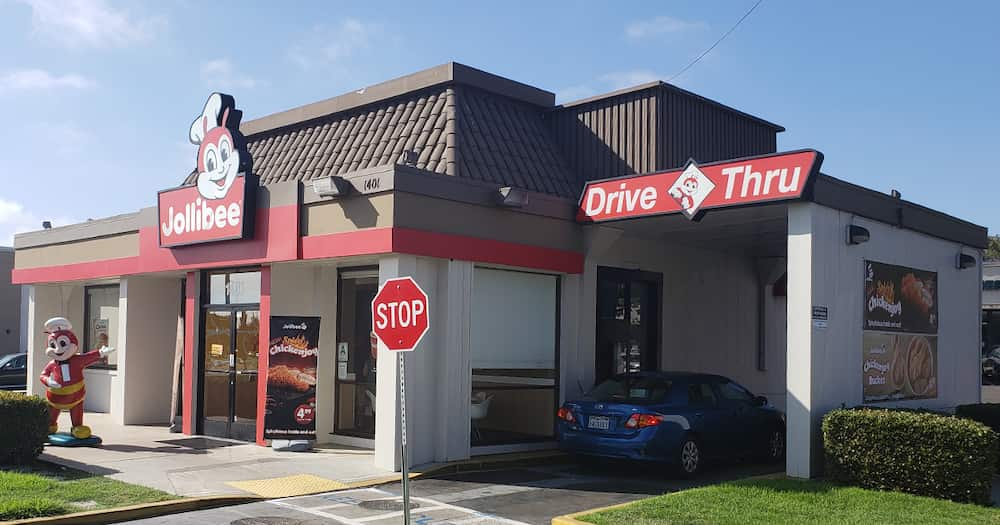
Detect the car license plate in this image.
<box><xmin>588</xmin><ymin>416</ymin><xmax>611</xmax><ymax>430</ymax></box>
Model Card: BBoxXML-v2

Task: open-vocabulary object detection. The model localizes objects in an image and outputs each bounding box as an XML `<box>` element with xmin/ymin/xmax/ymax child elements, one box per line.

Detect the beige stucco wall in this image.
<box><xmin>302</xmin><ymin>194</ymin><xmax>394</xmax><ymax>236</ymax></box>
<box><xmin>15</xmin><ymin>233</ymin><xmax>139</xmax><ymax>269</ymax></box>
<box><xmin>393</xmin><ymin>193</ymin><xmax>582</xmax><ymax>253</ymax></box>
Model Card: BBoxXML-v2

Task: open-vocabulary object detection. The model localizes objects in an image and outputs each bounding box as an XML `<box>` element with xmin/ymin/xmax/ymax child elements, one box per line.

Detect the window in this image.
<box><xmin>687</xmin><ymin>383</ymin><xmax>717</xmax><ymax>406</ymax></box>
<box><xmin>85</xmin><ymin>285</ymin><xmax>120</xmax><ymax>369</ymax></box>
<box><xmin>470</xmin><ymin>268</ymin><xmax>559</xmax><ymax>446</ymax></box>
<box><xmin>206</xmin><ymin>270</ymin><xmax>261</xmax><ymax>305</ymax></box>
<box><xmin>716</xmin><ymin>380</ymin><xmax>755</xmax><ymax>404</ymax></box>
<box><xmin>587</xmin><ymin>376</ymin><xmax>673</xmax><ymax>405</ymax></box>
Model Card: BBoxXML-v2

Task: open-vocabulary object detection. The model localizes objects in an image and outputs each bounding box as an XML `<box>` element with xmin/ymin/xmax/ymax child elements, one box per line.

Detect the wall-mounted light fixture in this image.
<box><xmin>496</xmin><ymin>186</ymin><xmax>529</xmax><ymax>208</ymax></box>
<box><xmin>42</xmin><ymin>221</ymin><xmax>52</xmax><ymax>229</ymax></box>
<box><xmin>313</xmin><ymin>176</ymin><xmax>352</xmax><ymax>198</ymax></box>
<box><xmin>846</xmin><ymin>224</ymin><xmax>870</xmax><ymax>245</ymax></box>
<box><xmin>957</xmin><ymin>252</ymin><xmax>977</xmax><ymax>270</ymax></box>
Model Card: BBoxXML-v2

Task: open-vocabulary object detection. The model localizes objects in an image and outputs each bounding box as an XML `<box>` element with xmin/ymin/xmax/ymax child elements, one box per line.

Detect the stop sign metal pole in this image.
<box><xmin>398</xmin><ymin>350</ymin><xmax>410</xmax><ymax>523</ymax></box>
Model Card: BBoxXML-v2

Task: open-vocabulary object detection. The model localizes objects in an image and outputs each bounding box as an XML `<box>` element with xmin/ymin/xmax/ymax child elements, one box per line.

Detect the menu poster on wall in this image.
<box><xmin>264</xmin><ymin>316</ymin><xmax>320</xmax><ymax>440</ymax></box>
<box><xmin>863</xmin><ymin>332</ymin><xmax>938</xmax><ymax>402</ymax></box>
<box><xmin>863</xmin><ymin>260</ymin><xmax>938</xmax><ymax>334</ymax></box>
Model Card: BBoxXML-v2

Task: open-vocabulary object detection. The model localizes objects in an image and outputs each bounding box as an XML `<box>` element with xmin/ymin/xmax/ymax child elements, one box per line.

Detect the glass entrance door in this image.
<box><xmin>595</xmin><ymin>267</ymin><xmax>662</xmax><ymax>385</ymax></box>
<box><xmin>334</xmin><ymin>269</ymin><xmax>379</xmax><ymax>439</ymax></box>
<box><xmin>202</xmin><ymin>309</ymin><xmax>260</xmax><ymax>441</ymax></box>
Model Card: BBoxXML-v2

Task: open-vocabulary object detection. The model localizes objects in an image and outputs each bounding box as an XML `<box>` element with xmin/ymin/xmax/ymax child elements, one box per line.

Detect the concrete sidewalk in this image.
<box><xmin>42</xmin><ymin>412</ymin><xmax>391</xmax><ymax>497</ymax></box>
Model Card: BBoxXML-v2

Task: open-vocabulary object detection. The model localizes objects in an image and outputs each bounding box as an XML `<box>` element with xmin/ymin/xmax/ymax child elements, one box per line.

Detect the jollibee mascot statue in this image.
<box><xmin>39</xmin><ymin>317</ymin><xmax>115</xmax><ymax>444</ymax></box>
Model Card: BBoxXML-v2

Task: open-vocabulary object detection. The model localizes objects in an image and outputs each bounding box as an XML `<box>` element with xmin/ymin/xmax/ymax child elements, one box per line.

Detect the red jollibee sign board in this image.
<box><xmin>577</xmin><ymin>150</ymin><xmax>823</xmax><ymax>223</ymax></box>
<box><xmin>371</xmin><ymin>277</ymin><xmax>429</xmax><ymax>352</ymax></box>
<box><xmin>158</xmin><ymin>92</ymin><xmax>256</xmax><ymax>248</ymax></box>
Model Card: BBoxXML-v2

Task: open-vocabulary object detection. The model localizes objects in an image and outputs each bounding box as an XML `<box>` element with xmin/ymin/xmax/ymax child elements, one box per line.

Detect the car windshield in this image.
<box><xmin>586</xmin><ymin>376</ymin><xmax>672</xmax><ymax>405</ymax></box>
<box><xmin>0</xmin><ymin>354</ymin><xmax>18</xmax><ymax>368</ymax></box>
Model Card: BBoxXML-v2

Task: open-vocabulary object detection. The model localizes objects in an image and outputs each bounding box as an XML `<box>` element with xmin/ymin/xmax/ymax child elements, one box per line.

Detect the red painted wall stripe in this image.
<box><xmin>256</xmin><ymin>266</ymin><xmax>271</xmax><ymax>446</ymax></box>
<box><xmin>299</xmin><ymin>227</ymin><xmax>394</xmax><ymax>260</ymax></box>
<box><xmin>182</xmin><ymin>272</ymin><xmax>197</xmax><ymax>435</ymax></box>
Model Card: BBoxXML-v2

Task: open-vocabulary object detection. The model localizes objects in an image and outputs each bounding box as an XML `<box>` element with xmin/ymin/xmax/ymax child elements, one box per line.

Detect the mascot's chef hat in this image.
<box><xmin>44</xmin><ymin>317</ymin><xmax>73</xmax><ymax>333</ymax></box>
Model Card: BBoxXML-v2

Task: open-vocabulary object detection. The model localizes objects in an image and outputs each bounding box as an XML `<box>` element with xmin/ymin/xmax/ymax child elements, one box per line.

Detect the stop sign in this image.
<box><xmin>371</xmin><ymin>276</ymin><xmax>429</xmax><ymax>352</ymax></box>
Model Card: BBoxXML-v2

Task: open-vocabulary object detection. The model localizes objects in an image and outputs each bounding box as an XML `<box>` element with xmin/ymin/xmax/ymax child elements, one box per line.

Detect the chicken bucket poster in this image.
<box><xmin>862</xmin><ymin>261</ymin><xmax>938</xmax><ymax>402</ymax></box>
<box><xmin>264</xmin><ymin>316</ymin><xmax>320</xmax><ymax>439</ymax></box>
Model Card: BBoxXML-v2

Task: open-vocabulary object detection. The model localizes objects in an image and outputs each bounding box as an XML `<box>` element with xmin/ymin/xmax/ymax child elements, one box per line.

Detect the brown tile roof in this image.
<box><xmin>184</xmin><ymin>83</ymin><xmax>578</xmax><ymax>198</ymax></box>
<box><xmin>185</xmin><ymin>87</ymin><xmax>456</xmax><ymax>186</ymax></box>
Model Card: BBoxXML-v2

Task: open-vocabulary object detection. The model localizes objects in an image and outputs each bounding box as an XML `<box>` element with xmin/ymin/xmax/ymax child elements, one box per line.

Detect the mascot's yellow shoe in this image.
<box><xmin>71</xmin><ymin>425</ymin><xmax>91</xmax><ymax>439</ymax></box>
<box><xmin>48</xmin><ymin>424</ymin><xmax>59</xmax><ymax>434</ymax></box>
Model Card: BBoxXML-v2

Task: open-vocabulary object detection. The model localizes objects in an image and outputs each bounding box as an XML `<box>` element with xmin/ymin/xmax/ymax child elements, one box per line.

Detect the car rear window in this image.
<box><xmin>586</xmin><ymin>377</ymin><xmax>673</xmax><ymax>404</ymax></box>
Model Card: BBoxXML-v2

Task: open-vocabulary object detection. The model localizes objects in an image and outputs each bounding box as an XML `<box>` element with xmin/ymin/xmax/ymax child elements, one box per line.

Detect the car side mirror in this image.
<box><xmin>753</xmin><ymin>395</ymin><xmax>768</xmax><ymax>407</ymax></box>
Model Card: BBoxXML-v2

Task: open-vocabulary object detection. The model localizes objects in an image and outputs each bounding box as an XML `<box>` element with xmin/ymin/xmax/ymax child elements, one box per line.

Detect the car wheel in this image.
<box><xmin>677</xmin><ymin>437</ymin><xmax>701</xmax><ymax>477</ymax></box>
<box><xmin>765</xmin><ymin>428</ymin><xmax>785</xmax><ymax>463</ymax></box>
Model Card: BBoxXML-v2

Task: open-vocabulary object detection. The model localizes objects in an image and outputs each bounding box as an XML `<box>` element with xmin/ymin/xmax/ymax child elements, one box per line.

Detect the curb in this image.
<box><xmin>550</xmin><ymin>471</ymin><xmax>788</xmax><ymax>525</ymax></box>
<box><xmin>3</xmin><ymin>495</ymin><xmax>262</xmax><ymax>525</ymax></box>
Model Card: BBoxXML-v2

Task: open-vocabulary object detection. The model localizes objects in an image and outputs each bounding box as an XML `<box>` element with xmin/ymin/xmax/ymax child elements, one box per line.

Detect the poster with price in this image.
<box><xmin>264</xmin><ymin>316</ymin><xmax>320</xmax><ymax>440</ymax></box>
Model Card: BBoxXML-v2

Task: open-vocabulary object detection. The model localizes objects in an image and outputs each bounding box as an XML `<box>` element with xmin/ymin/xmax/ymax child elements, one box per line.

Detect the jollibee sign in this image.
<box><xmin>577</xmin><ymin>150</ymin><xmax>823</xmax><ymax>222</ymax></box>
<box><xmin>158</xmin><ymin>93</ymin><xmax>256</xmax><ymax>247</ymax></box>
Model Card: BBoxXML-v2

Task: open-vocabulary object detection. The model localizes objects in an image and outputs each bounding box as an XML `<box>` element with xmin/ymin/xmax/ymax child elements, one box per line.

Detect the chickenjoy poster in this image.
<box><xmin>862</xmin><ymin>261</ymin><xmax>938</xmax><ymax>402</ymax></box>
<box><xmin>264</xmin><ymin>316</ymin><xmax>320</xmax><ymax>439</ymax></box>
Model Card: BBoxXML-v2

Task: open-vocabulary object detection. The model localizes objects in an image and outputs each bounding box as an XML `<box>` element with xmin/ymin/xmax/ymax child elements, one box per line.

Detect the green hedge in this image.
<box><xmin>0</xmin><ymin>392</ymin><xmax>50</xmax><ymax>465</ymax></box>
<box><xmin>955</xmin><ymin>403</ymin><xmax>1000</xmax><ymax>471</ymax></box>
<box><xmin>822</xmin><ymin>407</ymin><xmax>998</xmax><ymax>505</ymax></box>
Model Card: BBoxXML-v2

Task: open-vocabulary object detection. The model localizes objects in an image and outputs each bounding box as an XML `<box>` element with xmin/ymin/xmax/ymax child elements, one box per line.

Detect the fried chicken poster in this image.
<box><xmin>863</xmin><ymin>261</ymin><xmax>938</xmax><ymax>334</ymax></box>
<box><xmin>264</xmin><ymin>316</ymin><xmax>320</xmax><ymax>440</ymax></box>
<box><xmin>863</xmin><ymin>333</ymin><xmax>938</xmax><ymax>402</ymax></box>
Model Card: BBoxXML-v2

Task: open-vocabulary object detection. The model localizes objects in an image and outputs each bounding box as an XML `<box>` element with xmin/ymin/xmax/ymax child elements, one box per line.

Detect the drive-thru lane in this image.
<box><xmin>123</xmin><ymin>461</ymin><xmax>780</xmax><ymax>525</ymax></box>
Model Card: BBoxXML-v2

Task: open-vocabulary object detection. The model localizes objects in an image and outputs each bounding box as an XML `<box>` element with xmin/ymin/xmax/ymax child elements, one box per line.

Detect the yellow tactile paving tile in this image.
<box><xmin>227</xmin><ymin>474</ymin><xmax>349</xmax><ymax>498</ymax></box>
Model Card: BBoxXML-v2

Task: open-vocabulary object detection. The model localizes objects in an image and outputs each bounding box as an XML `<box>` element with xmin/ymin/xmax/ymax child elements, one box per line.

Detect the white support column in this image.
<box><xmin>374</xmin><ymin>255</ymin><xmax>417</xmax><ymax>471</ymax></box>
<box><xmin>438</xmin><ymin>260</ymin><xmax>472</xmax><ymax>462</ymax></box>
<box><xmin>109</xmin><ymin>279</ymin><xmax>128</xmax><ymax>424</ymax></box>
<box><xmin>24</xmin><ymin>285</ymin><xmax>38</xmax><ymax>397</ymax></box>
<box><xmin>786</xmin><ymin>203</ymin><xmax>815</xmax><ymax>478</ymax></box>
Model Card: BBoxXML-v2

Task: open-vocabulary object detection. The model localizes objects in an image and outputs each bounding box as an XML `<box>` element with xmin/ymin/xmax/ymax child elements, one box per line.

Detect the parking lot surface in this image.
<box><xmin>124</xmin><ymin>460</ymin><xmax>780</xmax><ymax>525</ymax></box>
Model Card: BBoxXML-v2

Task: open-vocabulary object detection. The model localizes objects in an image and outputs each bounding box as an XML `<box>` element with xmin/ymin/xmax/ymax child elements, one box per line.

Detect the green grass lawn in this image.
<box><xmin>579</xmin><ymin>478</ymin><xmax>1000</xmax><ymax>525</ymax></box>
<box><xmin>0</xmin><ymin>463</ymin><xmax>176</xmax><ymax>521</ymax></box>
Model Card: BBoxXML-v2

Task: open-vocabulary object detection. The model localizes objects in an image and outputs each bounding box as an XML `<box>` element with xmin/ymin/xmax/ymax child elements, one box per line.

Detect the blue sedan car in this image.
<box><xmin>557</xmin><ymin>372</ymin><xmax>785</xmax><ymax>476</ymax></box>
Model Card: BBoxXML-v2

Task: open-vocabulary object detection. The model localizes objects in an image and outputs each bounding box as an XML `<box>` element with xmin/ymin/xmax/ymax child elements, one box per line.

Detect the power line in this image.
<box><xmin>666</xmin><ymin>0</ymin><xmax>764</xmax><ymax>83</ymax></box>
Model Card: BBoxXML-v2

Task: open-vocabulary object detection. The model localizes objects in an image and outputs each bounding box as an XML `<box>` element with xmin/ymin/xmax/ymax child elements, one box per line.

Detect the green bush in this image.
<box><xmin>822</xmin><ymin>407</ymin><xmax>998</xmax><ymax>505</ymax></box>
<box><xmin>955</xmin><ymin>403</ymin><xmax>1000</xmax><ymax>471</ymax></box>
<box><xmin>0</xmin><ymin>392</ymin><xmax>50</xmax><ymax>465</ymax></box>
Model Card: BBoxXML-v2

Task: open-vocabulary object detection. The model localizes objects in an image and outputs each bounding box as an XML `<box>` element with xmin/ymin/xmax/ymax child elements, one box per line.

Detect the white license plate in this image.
<box><xmin>588</xmin><ymin>416</ymin><xmax>611</xmax><ymax>430</ymax></box>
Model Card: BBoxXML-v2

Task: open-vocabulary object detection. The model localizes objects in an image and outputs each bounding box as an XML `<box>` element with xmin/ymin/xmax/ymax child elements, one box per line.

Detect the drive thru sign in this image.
<box><xmin>371</xmin><ymin>276</ymin><xmax>429</xmax><ymax>523</ymax></box>
<box><xmin>371</xmin><ymin>276</ymin><xmax>429</xmax><ymax>352</ymax></box>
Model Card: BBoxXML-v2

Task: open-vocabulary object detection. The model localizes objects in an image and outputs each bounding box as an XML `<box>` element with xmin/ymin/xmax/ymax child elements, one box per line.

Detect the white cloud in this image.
<box><xmin>555</xmin><ymin>70</ymin><xmax>666</xmax><ymax>104</ymax></box>
<box><xmin>288</xmin><ymin>19</ymin><xmax>382</xmax><ymax>69</ymax></box>
<box><xmin>200</xmin><ymin>59</ymin><xmax>259</xmax><ymax>90</ymax></box>
<box><xmin>625</xmin><ymin>15</ymin><xmax>706</xmax><ymax>40</ymax></box>
<box><xmin>599</xmin><ymin>70</ymin><xmax>663</xmax><ymax>90</ymax></box>
<box><xmin>0</xmin><ymin>197</ymin><xmax>76</xmax><ymax>246</ymax></box>
<box><xmin>0</xmin><ymin>69</ymin><xmax>95</xmax><ymax>93</ymax></box>
<box><xmin>18</xmin><ymin>0</ymin><xmax>166</xmax><ymax>48</ymax></box>
<box><xmin>33</xmin><ymin>122</ymin><xmax>91</xmax><ymax>155</ymax></box>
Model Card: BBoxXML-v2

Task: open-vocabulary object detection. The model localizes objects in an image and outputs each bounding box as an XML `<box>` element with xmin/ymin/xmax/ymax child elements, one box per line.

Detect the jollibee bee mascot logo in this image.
<box><xmin>189</xmin><ymin>92</ymin><xmax>249</xmax><ymax>200</ymax></box>
<box><xmin>39</xmin><ymin>317</ymin><xmax>115</xmax><ymax>439</ymax></box>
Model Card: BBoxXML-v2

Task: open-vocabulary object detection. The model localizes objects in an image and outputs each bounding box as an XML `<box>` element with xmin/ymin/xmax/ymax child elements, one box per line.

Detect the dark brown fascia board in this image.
<box><xmin>241</xmin><ymin>62</ymin><xmax>555</xmax><ymax>137</ymax></box>
<box><xmin>13</xmin><ymin>212</ymin><xmax>144</xmax><ymax>249</ymax></box>
<box><xmin>811</xmin><ymin>174</ymin><xmax>988</xmax><ymax>249</ymax></box>
<box><xmin>553</xmin><ymin>81</ymin><xmax>785</xmax><ymax>132</ymax></box>
<box><xmin>303</xmin><ymin>164</ymin><xmax>577</xmax><ymax>221</ymax></box>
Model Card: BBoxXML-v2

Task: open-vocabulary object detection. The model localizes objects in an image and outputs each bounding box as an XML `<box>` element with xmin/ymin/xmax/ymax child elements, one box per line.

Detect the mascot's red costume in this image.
<box><xmin>38</xmin><ymin>317</ymin><xmax>115</xmax><ymax>439</ymax></box>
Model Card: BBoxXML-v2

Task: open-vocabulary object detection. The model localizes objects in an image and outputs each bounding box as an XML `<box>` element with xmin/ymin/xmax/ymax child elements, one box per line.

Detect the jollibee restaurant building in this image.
<box><xmin>13</xmin><ymin>63</ymin><xmax>986</xmax><ymax>478</ymax></box>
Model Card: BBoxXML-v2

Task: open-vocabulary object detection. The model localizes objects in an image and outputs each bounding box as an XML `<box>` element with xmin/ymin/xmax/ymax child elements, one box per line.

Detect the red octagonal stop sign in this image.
<box><xmin>371</xmin><ymin>276</ymin><xmax>429</xmax><ymax>352</ymax></box>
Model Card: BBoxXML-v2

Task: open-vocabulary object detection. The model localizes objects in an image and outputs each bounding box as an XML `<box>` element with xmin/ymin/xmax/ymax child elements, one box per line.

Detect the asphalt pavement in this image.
<box><xmin>122</xmin><ymin>459</ymin><xmax>780</xmax><ymax>525</ymax></box>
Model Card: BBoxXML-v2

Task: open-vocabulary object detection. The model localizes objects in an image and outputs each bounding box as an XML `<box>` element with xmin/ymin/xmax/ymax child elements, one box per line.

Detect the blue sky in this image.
<box><xmin>1</xmin><ymin>1</ymin><xmax>998</xmax><ymax>244</ymax></box>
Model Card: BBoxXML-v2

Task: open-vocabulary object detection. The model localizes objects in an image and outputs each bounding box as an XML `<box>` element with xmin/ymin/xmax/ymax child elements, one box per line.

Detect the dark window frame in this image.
<box><xmin>83</xmin><ymin>283</ymin><xmax>121</xmax><ymax>370</ymax></box>
<box><xmin>470</xmin><ymin>266</ymin><xmax>562</xmax><ymax>447</ymax></box>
